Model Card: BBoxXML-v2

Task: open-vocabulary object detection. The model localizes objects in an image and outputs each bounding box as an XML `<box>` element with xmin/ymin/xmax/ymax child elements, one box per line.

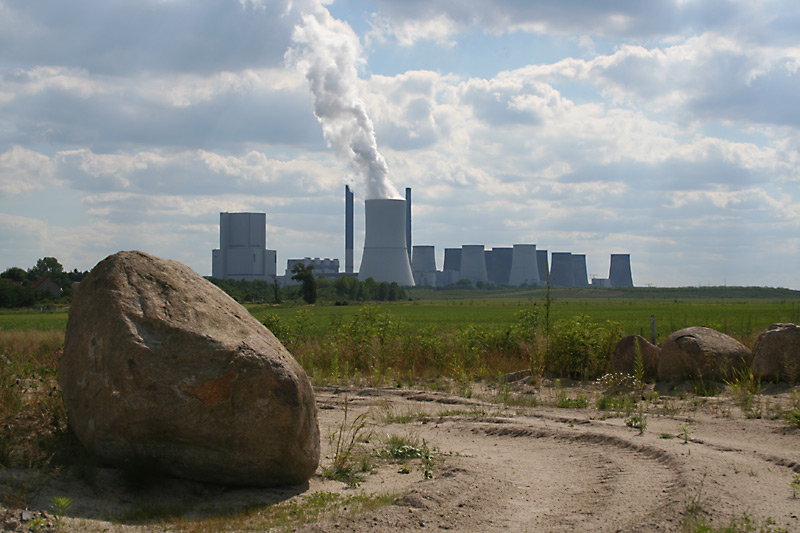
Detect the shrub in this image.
<box><xmin>545</xmin><ymin>315</ymin><xmax>620</xmax><ymax>380</ymax></box>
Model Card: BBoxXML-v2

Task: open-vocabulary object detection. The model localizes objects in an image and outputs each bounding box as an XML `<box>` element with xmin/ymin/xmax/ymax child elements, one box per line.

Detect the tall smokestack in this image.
<box><xmin>358</xmin><ymin>199</ymin><xmax>414</xmax><ymax>285</ymax></box>
<box><xmin>345</xmin><ymin>185</ymin><xmax>354</xmax><ymax>273</ymax></box>
<box><xmin>405</xmin><ymin>187</ymin><xmax>412</xmax><ymax>261</ymax></box>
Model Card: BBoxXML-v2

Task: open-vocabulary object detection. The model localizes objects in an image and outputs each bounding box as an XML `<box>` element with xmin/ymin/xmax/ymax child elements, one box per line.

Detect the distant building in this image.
<box><xmin>211</xmin><ymin>212</ymin><xmax>277</xmax><ymax>281</ymax></box>
<box><xmin>32</xmin><ymin>276</ymin><xmax>62</xmax><ymax>298</ymax></box>
<box><xmin>284</xmin><ymin>258</ymin><xmax>341</xmax><ymax>284</ymax></box>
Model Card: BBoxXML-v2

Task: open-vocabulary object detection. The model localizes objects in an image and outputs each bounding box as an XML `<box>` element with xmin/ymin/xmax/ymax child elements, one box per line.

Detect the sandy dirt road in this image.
<box><xmin>304</xmin><ymin>385</ymin><xmax>799</xmax><ymax>532</ymax></box>
<box><xmin>2</xmin><ymin>383</ymin><xmax>799</xmax><ymax>532</ymax></box>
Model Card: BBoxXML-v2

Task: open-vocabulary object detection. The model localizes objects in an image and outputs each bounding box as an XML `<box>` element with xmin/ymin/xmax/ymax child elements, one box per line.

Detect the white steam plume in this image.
<box><xmin>287</xmin><ymin>5</ymin><xmax>400</xmax><ymax>200</ymax></box>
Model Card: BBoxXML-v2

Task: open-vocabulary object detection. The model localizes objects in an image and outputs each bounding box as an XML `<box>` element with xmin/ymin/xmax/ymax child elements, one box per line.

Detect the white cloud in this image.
<box><xmin>365</xmin><ymin>0</ymin><xmax>756</xmax><ymax>43</ymax></box>
<box><xmin>1</xmin><ymin>0</ymin><xmax>799</xmax><ymax>287</ymax></box>
<box><xmin>0</xmin><ymin>146</ymin><xmax>58</xmax><ymax>195</ymax></box>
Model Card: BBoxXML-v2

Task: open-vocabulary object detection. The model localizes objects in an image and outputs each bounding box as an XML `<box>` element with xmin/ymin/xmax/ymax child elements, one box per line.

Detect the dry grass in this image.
<box><xmin>0</xmin><ymin>329</ymin><xmax>70</xmax><ymax>476</ymax></box>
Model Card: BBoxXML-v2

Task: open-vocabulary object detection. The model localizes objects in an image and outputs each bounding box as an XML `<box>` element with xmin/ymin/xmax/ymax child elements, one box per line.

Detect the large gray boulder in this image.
<box><xmin>610</xmin><ymin>335</ymin><xmax>660</xmax><ymax>381</ymax></box>
<box><xmin>59</xmin><ymin>251</ymin><xmax>319</xmax><ymax>486</ymax></box>
<box><xmin>658</xmin><ymin>326</ymin><xmax>752</xmax><ymax>381</ymax></box>
<box><xmin>752</xmin><ymin>323</ymin><xmax>800</xmax><ymax>382</ymax></box>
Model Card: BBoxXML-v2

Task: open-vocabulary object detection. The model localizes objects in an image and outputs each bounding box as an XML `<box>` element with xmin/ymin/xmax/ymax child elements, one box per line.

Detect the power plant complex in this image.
<box><xmin>211</xmin><ymin>186</ymin><xmax>634</xmax><ymax>288</ymax></box>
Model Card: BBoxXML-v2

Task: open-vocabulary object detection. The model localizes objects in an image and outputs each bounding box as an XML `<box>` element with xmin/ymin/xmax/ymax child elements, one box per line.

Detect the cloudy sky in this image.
<box><xmin>1</xmin><ymin>0</ymin><xmax>798</xmax><ymax>288</ymax></box>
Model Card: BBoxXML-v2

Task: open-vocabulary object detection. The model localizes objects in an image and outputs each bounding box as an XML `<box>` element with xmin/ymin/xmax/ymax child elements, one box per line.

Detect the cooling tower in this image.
<box><xmin>459</xmin><ymin>245</ymin><xmax>488</xmax><ymax>283</ymax></box>
<box><xmin>508</xmin><ymin>244</ymin><xmax>541</xmax><ymax>286</ymax></box>
<box><xmin>345</xmin><ymin>185</ymin><xmax>354</xmax><ymax>274</ymax></box>
<box><xmin>443</xmin><ymin>248</ymin><xmax>462</xmax><ymax>273</ymax></box>
<box><xmin>487</xmin><ymin>247</ymin><xmax>513</xmax><ymax>285</ymax></box>
<box><xmin>549</xmin><ymin>252</ymin><xmax>574</xmax><ymax>287</ymax></box>
<box><xmin>358</xmin><ymin>199</ymin><xmax>415</xmax><ymax>286</ymax></box>
<box><xmin>411</xmin><ymin>245</ymin><xmax>437</xmax><ymax>286</ymax></box>
<box><xmin>572</xmin><ymin>254</ymin><xmax>589</xmax><ymax>287</ymax></box>
<box><xmin>609</xmin><ymin>254</ymin><xmax>634</xmax><ymax>287</ymax></box>
<box><xmin>411</xmin><ymin>245</ymin><xmax>436</xmax><ymax>272</ymax></box>
<box><xmin>536</xmin><ymin>249</ymin><xmax>549</xmax><ymax>284</ymax></box>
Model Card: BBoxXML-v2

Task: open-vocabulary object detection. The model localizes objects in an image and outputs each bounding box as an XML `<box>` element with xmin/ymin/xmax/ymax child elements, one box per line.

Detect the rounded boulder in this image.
<box><xmin>58</xmin><ymin>251</ymin><xmax>320</xmax><ymax>486</ymax></box>
<box><xmin>657</xmin><ymin>326</ymin><xmax>751</xmax><ymax>382</ymax></box>
<box><xmin>752</xmin><ymin>323</ymin><xmax>800</xmax><ymax>382</ymax></box>
<box><xmin>610</xmin><ymin>335</ymin><xmax>660</xmax><ymax>381</ymax></box>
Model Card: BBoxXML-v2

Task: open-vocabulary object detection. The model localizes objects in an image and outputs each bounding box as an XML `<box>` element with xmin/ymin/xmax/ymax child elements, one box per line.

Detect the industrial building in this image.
<box><xmin>210</xmin><ymin>186</ymin><xmax>634</xmax><ymax>289</ymax></box>
<box><xmin>211</xmin><ymin>212</ymin><xmax>276</xmax><ymax>281</ymax></box>
<box><xmin>284</xmin><ymin>257</ymin><xmax>340</xmax><ymax>284</ymax></box>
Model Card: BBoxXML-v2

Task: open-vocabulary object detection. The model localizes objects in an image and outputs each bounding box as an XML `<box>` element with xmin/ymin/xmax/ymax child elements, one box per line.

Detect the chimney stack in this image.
<box><xmin>345</xmin><ymin>185</ymin><xmax>354</xmax><ymax>274</ymax></box>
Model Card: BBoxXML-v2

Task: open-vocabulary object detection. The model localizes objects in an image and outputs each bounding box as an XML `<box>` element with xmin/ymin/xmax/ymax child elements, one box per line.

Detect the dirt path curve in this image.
<box><xmin>3</xmin><ymin>384</ymin><xmax>799</xmax><ymax>532</ymax></box>
<box><xmin>306</xmin><ymin>386</ymin><xmax>800</xmax><ymax>532</ymax></box>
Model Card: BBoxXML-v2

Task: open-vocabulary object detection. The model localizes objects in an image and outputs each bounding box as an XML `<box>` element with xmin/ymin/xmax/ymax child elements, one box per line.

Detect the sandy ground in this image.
<box><xmin>2</xmin><ymin>381</ymin><xmax>799</xmax><ymax>532</ymax></box>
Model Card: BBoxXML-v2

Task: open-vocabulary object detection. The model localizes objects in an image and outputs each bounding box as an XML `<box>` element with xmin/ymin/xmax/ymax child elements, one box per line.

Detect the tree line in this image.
<box><xmin>1</xmin><ymin>256</ymin><xmax>408</xmax><ymax>309</ymax></box>
<box><xmin>208</xmin><ymin>264</ymin><xmax>407</xmax><ymax>305</ymax></box>
<box><xmin>0</xmin><ymin>257</ymin><xmax>88</xmax><ymax>308</ymax></box>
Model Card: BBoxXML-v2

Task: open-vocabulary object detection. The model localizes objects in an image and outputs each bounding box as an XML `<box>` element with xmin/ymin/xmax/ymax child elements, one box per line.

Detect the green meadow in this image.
<box><xmin>247</xmin><ymin>291</ymin><xmax>800</xmax><ymax>345</ymax></box>
<box><xmin>0</xmin><ymin>308</ymin><xmax>69</xmax><ymax>332</ymax></box>
<box><xmin>2</xmin><ymin>287</ymin><xmax>799</xmax><ymax>347</ymax></box>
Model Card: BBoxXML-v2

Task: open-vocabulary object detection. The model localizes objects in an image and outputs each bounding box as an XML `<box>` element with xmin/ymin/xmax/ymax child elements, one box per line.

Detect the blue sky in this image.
<box><xmin>1</xmin><ymin>0</ymin><xmax>798</xmax><ymax>288</ymax></box>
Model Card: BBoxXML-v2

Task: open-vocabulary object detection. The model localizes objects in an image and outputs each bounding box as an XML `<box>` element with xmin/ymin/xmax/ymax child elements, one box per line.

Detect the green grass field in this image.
<box><xmin>2</xmin><ymin>287</ymin><xmax>799</xmax><ymax>348</ymax></box>
<box><xmin>248</xmin><ymin>296</ymin><xmax>800</xmax><ymax>345</ymax></box>
<box><xmin>0</xmin><ymin>309</ymin><xmax>69</xmax><ymax>332</ymax></box>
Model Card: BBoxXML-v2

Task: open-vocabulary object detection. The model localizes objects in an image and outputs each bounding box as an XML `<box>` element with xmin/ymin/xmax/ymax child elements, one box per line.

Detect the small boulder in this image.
<box><xmin>58</xmin><ymin>251</ymin><xmax>320</xmax><ymax>486</ymax></box>
<box><xmin>658</xmin><ymin>326</ymin><xmax>751</xmax><ymax>381</ymax></box>
<box><xmin>610</xmin><ymin>335</ymin><xmax>660</xmax><ymax>381</ymax></box>
<box><xmin>752</xmin><ymin>323</ymin><xmax>800</xmax><ymax>383</ymax></box>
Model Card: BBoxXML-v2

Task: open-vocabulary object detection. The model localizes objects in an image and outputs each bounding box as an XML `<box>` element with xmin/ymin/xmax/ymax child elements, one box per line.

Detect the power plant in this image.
<box><xmin>279</xmin><ymin>8</ymin><xmax>634</xmax><ymax>290</ymax></box>
<box><xmin>210</xmin><ymin>185</ymin><xmax>634</xmax><ymax>288</ymax></box>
